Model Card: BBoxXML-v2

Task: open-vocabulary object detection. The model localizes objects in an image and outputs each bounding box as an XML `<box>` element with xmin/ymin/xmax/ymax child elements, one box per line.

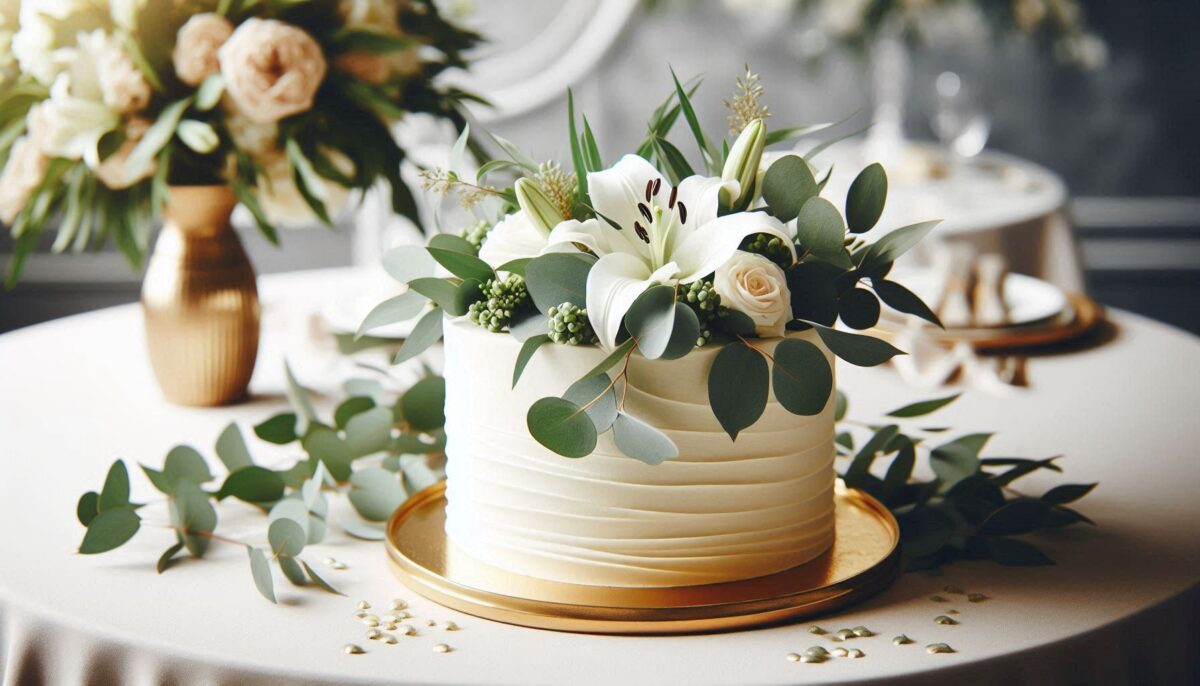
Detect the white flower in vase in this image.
<box><xmin>548</xmin><ymin>154</ymin><xmax>795</xmax><ymax>349</ymax></box>
<box><xmin>37</xmin><ymin>31</ymin><xmax>120</xmax><ymax>167</ymax></box>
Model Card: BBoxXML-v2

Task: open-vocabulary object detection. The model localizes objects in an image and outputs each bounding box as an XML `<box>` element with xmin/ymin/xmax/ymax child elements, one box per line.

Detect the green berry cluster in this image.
<box><xmin>679</xmin><ymin>280</ymin><xmax>722</xmax><ymax>347</ymax></box>
<box><xmin>468</xmin><ymin>274</ymin><xmax>529</xmax><ymax>332</ymax></box>
<box><xmin>740</xmin><ymin>232</ymin><xmax>794</xmax><ymax>269</ymax></box>
<box><xmin>547</xmin><ymin>302</ymin><xmax>598</xmax><ymax>345</ymax></box>
<box><xmin>459</xmin><ymin>220</ymin><xmax>492</xmax><ymax>251</ymax></box>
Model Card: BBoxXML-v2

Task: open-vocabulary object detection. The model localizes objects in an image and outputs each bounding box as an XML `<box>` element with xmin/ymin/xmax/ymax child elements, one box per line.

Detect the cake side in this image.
<box><xmin>443</xmin><ymin>317</ymin><xmax>836</xmax><ymax>587</ymax></box>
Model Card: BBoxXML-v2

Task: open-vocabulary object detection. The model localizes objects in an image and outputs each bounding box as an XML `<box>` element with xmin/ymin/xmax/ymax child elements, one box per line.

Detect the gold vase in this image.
<box><xmin>142</xmin><ymin>185</ymin><xmax>259</xmax><ymax>406</ymax></box>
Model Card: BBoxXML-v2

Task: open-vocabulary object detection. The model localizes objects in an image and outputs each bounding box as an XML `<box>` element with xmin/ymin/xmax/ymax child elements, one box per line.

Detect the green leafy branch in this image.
<box><xmin>835</xmin><ymin>392</ymin><xmax>1098</xmax><ymax>569</ymax></box>
<box><xmin>76</xmin><ymin>364</ymin><xmax>448</xmax><ymax>603</ymax></box>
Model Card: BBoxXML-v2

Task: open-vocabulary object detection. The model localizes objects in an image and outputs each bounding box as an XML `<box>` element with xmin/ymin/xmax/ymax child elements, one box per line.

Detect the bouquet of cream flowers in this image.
<box><xmin>0</xmin><ymin>0</ymin><xmax>480</xmax><ymax>286</ymax></box>
<box><xmin>361</xmin><ymin>68</ymin><xmax>943</xmax><ymax>463</ymax></box>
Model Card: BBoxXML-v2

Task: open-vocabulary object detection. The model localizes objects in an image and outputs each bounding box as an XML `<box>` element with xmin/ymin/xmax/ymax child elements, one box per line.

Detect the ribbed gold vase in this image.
<box><xmin>141</xmin><ymin>185</ymin><xmax>259</xmax><ymax>406</ymax></box>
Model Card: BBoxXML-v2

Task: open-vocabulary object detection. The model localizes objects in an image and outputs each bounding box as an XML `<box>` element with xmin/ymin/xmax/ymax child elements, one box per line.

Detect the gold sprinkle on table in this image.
<box><xmin>354</xmin><ymin>610</ymin><xmax>368</xmax><ymax>619</ymax></box>
<box><xmin>835</xmin><ymin>629</ymin><xmax>855</xmax><ymax>640</ymax></box>
<box><xmin>828</xmin><ymin>635</ymin><xmax>844</xmax><ymax>643</ymax></box>
<box><xmin>948</xmin><ymin>609</ymin><xmax>960</xmax><ymax>615</ymax></box>
<box><xmin>968</xmin><ymin>592</ymin><xmax>990</xmax><ymax>603</ymax></box>
<box><xmin>852</xmin><ymin>626</ymin><xmax>874</xmax><ymax>637</ymax></box>
<box><xmin>324</xmin><ymin>557</ymin><xmax>348</xmax><ymax>570</ymax></box>
<box><xmin>926</xmin><ymin>643</ymin><xmax>955</xmax><ymax>654</ymax></box>
<box><xmin>803</xmin><ymin>647</ymin><xmax>829</xmax><ymax>659</ymax></box>
<box><xmin>398</xmin><ymin>624</ymin><xmax>416</xmax><ymax>636</ymax></box>
<box><xmin>934</xmin><ymin>615</ymin><xmax>959</xmax><ymax>626</ymax></box>
<box><xmin>362</xmin><ymin>615</ymin><xmax>380</xmax><ymax>627</ymax></box>
<box><xmin>786</xmin><ymin>653</ymin><xmax>801</xmax><ymax>662</ymax></box>
<box><xmin>366</xmin><ymin>629</ymin><xmax>383</xmax><ymax>640</ymax></box>
<box><xmin>943</xmin><ymin>585</ymin><xmax>965</xmax><ymax>595</ymax></box>
<box><xmin>433</xmin><ymin>643</ymin><xmax>452</xmax><ymax>654</ymax></box>
<box><xmin>390</xmin><ymin>599</ymin><xmax>408</xmax><ymax>611</ymax></box>
<box><xmin>383</xmin><ymin>634</ymin><xmax>397</xmax><ymax>645</ymax></box>
<box><xmin>848</xmin><ymin>648</ymin><xmax>865</xmax><ymax>659</ymax></box>
<box><xmin>800</xmin><ymin>655</ymin><xmax>825</xmax><ymax>664</ymax></box>
<box><xmin>930</xmin><ymin>595</ymin><xmax>948</xmax><ymax>602</ymax></box>
<box><xmin>357</xmin><ymin>600</ymin><xmax>371</xmax><ymax>610</ymax></box>
<box><xmin>893</xmin><ymin>635</ymin><xmax>914</xmax><ymax>646</ymax></box>
<box><xmin>343</xmin><ymin>644</ymin><xmax>365</xmax><ymax>655</ymax></box>
<box><xmin>426</xmin><ymin>619</ymin><xmax>437</xmax><ymax>627</ymax></box>
<box><xmin>444</xmin><ymin>621</ymin><xmax>459</xmax><ymax>631</ymax></box>
<box><xmin>831</xmin><ymin>647</ymin><xmax>849</xmax><ymax>658</ymax></box>
<box><xmin>807</xmin><ymin>625</ymin><xmax>826</xmax><ymax>635</ymax></box>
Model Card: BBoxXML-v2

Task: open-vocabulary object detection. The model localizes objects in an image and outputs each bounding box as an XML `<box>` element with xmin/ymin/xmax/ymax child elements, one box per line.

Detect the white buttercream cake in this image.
<box><xmin>442</xmin><ymin>317</ymin><xmax>837</xmax><ymax>588</ymax></box>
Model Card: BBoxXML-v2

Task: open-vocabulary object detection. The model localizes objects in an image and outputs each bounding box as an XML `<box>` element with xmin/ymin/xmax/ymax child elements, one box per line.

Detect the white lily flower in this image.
<box><xmin>548</xmin><ymin>154</ymin><xmax>796</xmax><ymax>349</ymax></box>
<box><xmin>477</xmin><ymin>209</ymin><xmax>579</xmax><ymax>269</ymax></box>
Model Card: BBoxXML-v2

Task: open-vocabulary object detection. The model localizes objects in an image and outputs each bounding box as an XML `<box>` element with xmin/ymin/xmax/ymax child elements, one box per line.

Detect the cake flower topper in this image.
<box><xmin>364</xmin><ymin>68</ymin><xmax>944</xmax><ymax>462</ymax></box>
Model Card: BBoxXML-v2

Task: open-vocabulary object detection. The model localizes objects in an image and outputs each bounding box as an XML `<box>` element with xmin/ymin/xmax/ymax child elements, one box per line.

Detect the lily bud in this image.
<box><xmin>515</xmin><ymin>178</ymin><xmax>562</xmax><ymax>235</ymax></box>
<box><xmin>721</xmin><ymin>118</ymin><xmax>766</xmax><ymax>211</ymax></box>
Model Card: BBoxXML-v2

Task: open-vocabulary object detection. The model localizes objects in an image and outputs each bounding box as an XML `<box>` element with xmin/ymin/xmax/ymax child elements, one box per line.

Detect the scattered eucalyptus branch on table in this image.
<box><xmin>835</xmin><ymin>391</ymin><xmax>1098</xmax><ymax>569</ymax></box>
<box><xmin>75</xmin><ymin>364</ymin><xmax>448</xmax><ymax>603</ymax></box>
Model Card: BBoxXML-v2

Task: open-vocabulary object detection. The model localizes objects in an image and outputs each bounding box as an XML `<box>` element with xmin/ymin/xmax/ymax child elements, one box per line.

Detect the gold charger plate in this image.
<box><xmin>385</xmin><ymin>481</ymin><xmax>900</xmax><ymax>635</ymax></box>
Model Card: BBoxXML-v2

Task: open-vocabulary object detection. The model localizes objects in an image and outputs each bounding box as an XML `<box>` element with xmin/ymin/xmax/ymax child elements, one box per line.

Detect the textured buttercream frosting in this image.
<box><xmin>442</xmin><ymin>317</ymin><xmax>836</xmax><ymax>587</ymax></box>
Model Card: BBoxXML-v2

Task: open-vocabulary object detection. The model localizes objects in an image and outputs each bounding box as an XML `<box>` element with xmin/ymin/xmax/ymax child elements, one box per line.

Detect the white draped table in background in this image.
<box><xmin>1</xmin><ymin>269</ymin><xmax>1197</xmax><ymax>686</ymax></box>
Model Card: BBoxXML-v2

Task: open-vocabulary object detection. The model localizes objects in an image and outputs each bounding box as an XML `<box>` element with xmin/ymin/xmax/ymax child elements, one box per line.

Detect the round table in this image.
<box><xmin>819</xmin><ymin>141</ymin><xmax>1084</xmax><ymax>292</ymax></box>
<box><xmin>2</xmin><ymin>269</ymin><xmax>1197</xmax><ymax>686</ymax></box>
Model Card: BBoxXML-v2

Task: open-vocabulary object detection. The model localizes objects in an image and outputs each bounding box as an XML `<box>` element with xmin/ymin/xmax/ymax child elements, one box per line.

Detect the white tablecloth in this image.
<box><xmin>821</xmin><ymin>142</ymin><xmax>1085</xmax><ymax>292</ymax></box>
<box><xmin>1</xmin><ymin>269</ymin><xmax>1197</xmax><ymax>686</ymax></box>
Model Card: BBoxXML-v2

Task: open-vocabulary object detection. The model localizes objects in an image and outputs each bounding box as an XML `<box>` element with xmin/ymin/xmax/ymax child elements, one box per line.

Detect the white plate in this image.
<box><xmin>886</xmin><ymin>269</ymin><xmax>1068</xmax><ymax>328</ymax></box>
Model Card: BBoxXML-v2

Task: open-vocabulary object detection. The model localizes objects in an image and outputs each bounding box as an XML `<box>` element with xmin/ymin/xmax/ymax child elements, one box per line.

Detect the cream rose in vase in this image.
<box><xmin>713</xmin><ymin>251</ymin><xmax>793</xmax><ymax>338</ymax></box>
<box><xmin>218</xmin><ymin>18</ymin><xmax>327</xmax><ymax>124</ymax></box>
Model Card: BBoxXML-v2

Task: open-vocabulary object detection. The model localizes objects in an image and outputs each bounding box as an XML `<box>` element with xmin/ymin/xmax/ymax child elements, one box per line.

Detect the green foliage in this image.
<box><xmin>623</xmin><ymin>285</ymin><xmax>678</xmax><ymax>359</ymax></box>
<box><xmin>708</xmin><ymin>342</ymin><xmax>769</xmax><ymax>440</ymax></box>
<box><xmin>393</xmin><ymin>307</ymin><xmax>444</xmax><ymax>365</ymax></box>
<box><xmin>459</xmin><ymin>220</ymin><xmax>492</xmax><ymax>250</ymax></box>
<box><xmin>612</xmin><ymin>412</ymin><xmax>678</xmax><ymax>465</ymax></box>
<box><xmin>513</xmin><ymin>334</ymin><xmax>551</xmax><ymax>388</ymax></box>
<box><xmin>678</xmin><ymin>279</ymin><xmax>721</xmax><ymax>347</ymax></box>
<box><xmin>563</xmin><ymin>375</ymin><xmax>618</xmax><ymax>433</ymax></box>
<box><xmin>845</xmin><ymin>163</ymin><xmax>888</xmax><ymax>233</ymax></box>
<box><xmin>740</xmin><ymin>233</ymin><xmax>794</xmax><ymax>270</ymax></box>
<box><xmin>771</xmin><ymin>339</ymin><xmax>833</xmax><ymax>416</ymax></box>
<box><xmin>837</xmin><ymin>394</ymin><xmax>1096</xmax><ymax>571</ymax></box>
<box><xmin>523</xmin><ymin>253</ymin><xmax>595</xmax><ymax>314</ymax></box>
<box><xmin>527</xmin><ymin>397</ymin><xmax>598</xmax><ymax>458</ymax></box>
<box><xmin>468</xmin><ymin>274</ymin><xmax>532</xmax><ymax>333</ymax></box>
<box><xmin>548</xmin><ymin>302</ymin><xmax>599</xmax><ymax>346</ymax></box>
<box><xmin>762</xmin><ymin>155</ymin><xmax>818</xmax><ymax>222</ymax></box>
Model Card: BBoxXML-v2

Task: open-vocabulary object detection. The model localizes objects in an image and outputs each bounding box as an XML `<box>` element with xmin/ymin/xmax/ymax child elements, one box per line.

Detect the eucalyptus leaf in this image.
<box><xmin>342</xmin><ymin>518</ymin><xmax>387</xmax><ymax>541</ymax></box>
<box><xmin>427</xmin><ymin>247</ymin><xmax>494</xmax><ymax>283</ymax></box>
<box><xmin>393</xmin><ymin>307</ymin><xmax>443</xmax><ymax>365</ymax></box>
<box><xmin>524</xmin><ymin>253</ymin><xmax>594</xmax><ymax>313</ymax></box>
<box><xmin>761</xmin><ymin>155</ymin><xmax>817</xmax><ymax>222</ymax></box>
<box><xmin>156</xmin><ymin>539</ymin><xmax>185</xmax><ymax>574</ymax></box>
<box><xmin>845</xmin><ymin>163</ymin><xmax>887</xmax><ymax>233</ymax></box>
<box><xmin>302</xmin><ymin>430</ymin><xmax>353</xmax><ymax>482</ymax></box>
<box><xmin>174</xmin><ymin>480</ymin><xmax>217</xmax><ymax>557</ymax></box>
<box><xmin>835</xmin><ymin>390</ymin><xmax>848</xmax><ymax>421</ymax></box>
<box><xmin>160</xmin><ymin>446</ymin><xmax>213</xmax><ymax>494</ymax></box>
<box><xmin>278</xmin><ymin>555</ymin><xmax>307</xmax><ymax>586</ymax></box>
<box><xmin>771</xmin><ymin>338</ymin><xmax>833</xmax><ymax>416</ymax></box>
<box><xmin>527</xmin><ymin>397</ymin><xmax>597</xmax><ymax>458</ymax></box>
<box><xmin>497</xmin><ymin>258</ymin><xmax>532</xmax><ymax>276</ymax></box>
<box><xmin>838</xmin><ymin>287</ymin><xmax>881</xmax><ymax>330</ymax></box>
<box><xmin>624</xmin><ymin>285</ymin><xmax>677</xmax><ymax>359</ymax></box>
<box><xmin>1041</xmin><ymin>483</ymin><xmax>1097</xmax><ymax>506</ymax></box>
<box><xmin>508</xmin><ymin>310</ymin><xmax>547</xmax><ymax>342</ymax></box>
<box><xmin>77</xmin><ymin>491</ymin><xmax>99</xmax><ymax>526</ymax></box>
<box><xmin>859</xmin><ymin>220</ymin><xmax>941</xmax><ymax>272</ymax></box>
<box><xmin>284</xmin><ymin>362</ymin><xmax>316</xmax><ymax>431</ymax></box>
<box><xmin>268</xmin><ymin>498</ymin><xmax>312</xmax><ymax>539</ymax></box>
<box><xmin>402</xmin><ymin>376</ymin><xmax>446</xmax><ymax>432</ymax></box>
<box><xmin>881</xmin><ymin>437</ymin><xmax>915</xmax><ymax>505</ymax></box>
<box><xmin>98</xmin><ymin>460</ymin><xmax>131</xmax><ymax>511</ymax></box>
<box><xmin>787</xmin><ymin>261</ymin><xmax>842</xmax><ymax>326</ymax></box>
<box><xmin>254</xmin><ymin>412</ymin><xmax>298</xmax><ymax>445</ymax></box>
<box><xmin>844</xmin><ymin>425</ymin><xmax>900</xmax><ymax>489</ymax></box>
<box><xmin>349</xmin><ymin>467</ymin><xmax>408</xmax><ymax>522</ymax></box>
<box><xmin>872</xmin><ymin>278</ymin><xmax>943</xmax><ymax>328</ymax></box>
<box><xmin>400</xmin><ymin>455</ymin><xmax>442</xmax><ymax>493</ymax></box>
<box><xmin>809</xmin><ymin>323</ymin><xmax>905</xmax><ymax>367</ymax></box>
<box><xmin>217</xmin><ymin>466</ymin><xmax>284</xmax><ymax>505</ymax></box>
<box><xmin>407</xmin><ymin>277</ymin><xmax>458</xmax><ymax>308</ymax></box>
<box><xmin>344</xmin><ymin>378</ymin><xmax>388</xmax><ymax>405</ymax></box>
<box><xmin>247</xmin><ymin>546</ymin><xmax>276</xmax><ymax>603</ymax></box>
<box><xmin>301</xmin><ymin>560</ymin><xmax>345</xmax><ymax>595</ymax></box>
<box><xmin>708</xmin><ymin>342</ymin><xmax>769</xmax><ymax>440</ymax></box>
<box><xmin>612</xmin><ymin>412</ymin><xmax>678</xmax><ymax>465</ymax></box>
<box><xmin>268</xmin><ymin>517</ymin><xmax>307</xmax><ymax>557</ymax></box>
<box><xmin>563</xmin><ymin>374</ymin><xmax>618</xmax><ymax>433</ymax></box>
<box><xmin>796</xmin><ymin>197</ymin><xmax>851</xmax><ymax>268</ymax></box>
<box><xmin>79</xmin><ymin>508</ymin><xmax>140</xmax><ymax>554</ymax></box>
<box><xmin>334</xmin><ymin>396</ymin><xmax>376</xmax><ymax>429</ymax></box>
<box><xmin>931</xmin><ymin>433</ymin><xmax>992</xmax><ymax>488</ymax></box>
<box><xmin>429</xmin><ymin>232</ymin><xmax>478</xmax><ymax>256</ymax></box>
<box><xmin>886</xmin><ymin>394</ymin><xmax>960</xmax><ymax>418</ymax></box>
<box><xmin>513</xmin><ymin>334</ymin><xmax>551</xmax><ymax>388</ymax></box>
<box><xmin>345</xmin><ymin>407</ymin><xmax>394</xmax><ymax>457</ymax></box>
<box><xmin>383</xmin><ymin>245</ymin><xmax>438</xmax><ymax>284</ymax></box>
<box><xmin>661</xmin><ymin>303</ymin><xmax>701</xmax><ymax>360</ymax></box>
<box><xmin>448</xmin><ymin>278</ymin><xmax>484</xmax><ymax>317</ymax></box>
<box><xmin>215</xmin><ymin>423</ymin><xmax>254</xmax><ymax>472</ymax></box>
<box><xmin>582</xmin><ymin>338</ymin><xmax>636</xmax><ymax>379</ymax></box>
<box><xmin>357</xmin><ymin>291</ymin><xmax>425</xmax><ymax>338</ymax></box>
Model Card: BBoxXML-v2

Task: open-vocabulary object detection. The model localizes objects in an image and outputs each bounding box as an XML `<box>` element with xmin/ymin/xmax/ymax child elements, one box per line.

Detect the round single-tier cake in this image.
<box><xmin>442</xmin><ymin>317</ymin><xmax>837</xmax><ymax>588</ymax></box>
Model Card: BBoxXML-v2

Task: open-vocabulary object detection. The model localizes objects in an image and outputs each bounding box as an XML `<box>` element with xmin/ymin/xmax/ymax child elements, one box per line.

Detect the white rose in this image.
<box><xmin>712</xmin><ymin>250</ymin><xmax>792</xmax><ymax>338</ymax></box>
<box><xmin>99</xmin><ymin>42</ymin><xmax>151</xmax><ymax>115</ymax></box>
<box><xmin>173</xmin><ymin>13</ymin><xmax>233</xmax><ymax>87</ymax></box>
<box><xmin>12</xmin><ymin>0</ymin><xmax>99</xmax><ymax>85</ymax></box>
<box><xmin>218</xmin><ymin>18</ymin><xmax>327</xmax><ymax>124</ymax></box>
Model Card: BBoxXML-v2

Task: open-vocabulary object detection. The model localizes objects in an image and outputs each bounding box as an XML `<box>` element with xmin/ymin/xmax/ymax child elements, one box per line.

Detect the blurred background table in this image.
<box><xmin>1</xmin><ymin>269</ymin><xmax>1197</xmax><ymax>686</ymax></box>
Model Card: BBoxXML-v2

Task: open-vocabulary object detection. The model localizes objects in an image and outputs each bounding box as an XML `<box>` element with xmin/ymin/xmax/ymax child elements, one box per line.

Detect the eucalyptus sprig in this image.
<box><xmin>75</xmin><ymin>363</ymin><xmax>447</xmax><ymax>603</ymax></box>
<box><xmin>835</xmin><ymin>392</ymin><xmax>1098</xmax><ymax>569</ymax></box>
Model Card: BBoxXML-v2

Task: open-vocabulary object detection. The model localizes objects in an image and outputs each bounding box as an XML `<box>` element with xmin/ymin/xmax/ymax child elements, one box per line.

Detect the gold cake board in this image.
<box><xmin>385</xmin><ymin>481</ymin><xmax>900</xmax><ymax>635</ymax></box>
